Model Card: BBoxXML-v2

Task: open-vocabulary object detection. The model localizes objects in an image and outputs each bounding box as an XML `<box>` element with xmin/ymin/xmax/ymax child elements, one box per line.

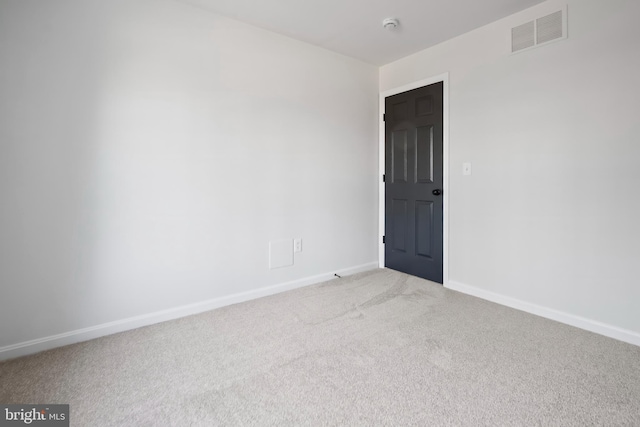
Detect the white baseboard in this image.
<box><xmin>446</xmin><ymin>280</ymin><xmax>640</xmax><ymax>347</ymax></box>
<box><xmin>0</xmin><ymin>262</ymin><xmax>379</xmax><ymax>361</ymax></box>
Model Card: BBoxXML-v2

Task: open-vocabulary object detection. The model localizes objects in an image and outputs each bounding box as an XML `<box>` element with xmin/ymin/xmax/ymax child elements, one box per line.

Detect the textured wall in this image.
<box><xmin>381</xmin><ymin>0</ymin><xmax>640</xmax><ymax>336</ymax></box>
<box><xmin>0</xmin><ymin>0</ymin><xmax>378</xmax><ymax>349</ymax></box>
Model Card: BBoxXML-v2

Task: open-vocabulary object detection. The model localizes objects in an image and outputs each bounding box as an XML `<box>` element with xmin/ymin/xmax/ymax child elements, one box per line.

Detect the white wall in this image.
<box><xmin>0</xmin><ymin>0</ymin><xmax>378</xmax><ymax>354</ymax></box>
<box><xmin>381</xmin><ymin>0</ymin><xmax>640</xmax><ymax>340</ymax></box>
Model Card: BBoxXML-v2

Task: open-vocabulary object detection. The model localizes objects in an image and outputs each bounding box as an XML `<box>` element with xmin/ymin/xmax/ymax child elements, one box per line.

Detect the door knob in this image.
<box><xmin>432</xmin><ymin>189</ymin><xmax>442</xmax><ymax>196</ymax></box>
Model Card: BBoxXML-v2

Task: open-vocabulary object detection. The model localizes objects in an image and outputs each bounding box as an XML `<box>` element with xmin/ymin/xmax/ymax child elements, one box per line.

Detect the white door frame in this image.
<box><xmin>378</xmin><ymin>72</ymin><xmax>450</xmax><ymax>285</ymax></box>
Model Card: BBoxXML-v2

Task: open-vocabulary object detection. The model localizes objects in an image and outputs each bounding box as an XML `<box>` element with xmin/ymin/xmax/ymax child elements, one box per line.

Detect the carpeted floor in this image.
<box><xmin>1</xmin><ymin>268</ymin><xmax>639</xmax><ymax>426</ymax></box>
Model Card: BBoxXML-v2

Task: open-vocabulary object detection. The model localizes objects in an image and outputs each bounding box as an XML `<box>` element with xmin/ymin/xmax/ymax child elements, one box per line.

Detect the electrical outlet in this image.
<box><xmin>293</xmin><ymin>238</ymin><xmax>302</xmax><ymax>253</ymax></box>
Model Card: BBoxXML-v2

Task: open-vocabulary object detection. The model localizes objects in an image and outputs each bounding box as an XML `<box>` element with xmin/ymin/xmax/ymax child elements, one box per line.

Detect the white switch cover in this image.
<box><xmin>463</xmin><ymin>162</ymin><xmax>472</xmax><ymax>176</ymax></box>
<box><xmin>293</xmin><ymin>238</ymin><xmax>302</xmax><ymax>253</ymax></box>
<box><xmin>269</xmin><ymin>239</ymin><xmax>294</xmax><ymax>269</ymax></box>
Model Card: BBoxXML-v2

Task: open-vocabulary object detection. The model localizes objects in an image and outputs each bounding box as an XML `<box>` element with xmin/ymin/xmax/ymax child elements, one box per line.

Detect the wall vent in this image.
<box><xmin>512</xmin><ymin>21</ymin><xmax>535</xmax><ymax>52</ymax></box>
<box><xmin>511</xmin><ymin>6</ymin><xmax>567</xmax><ymax>54</ymax></box>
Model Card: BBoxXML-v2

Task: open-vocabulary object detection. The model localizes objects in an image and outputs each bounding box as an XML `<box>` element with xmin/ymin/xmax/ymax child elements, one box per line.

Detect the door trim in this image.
<box><xmin>378</xmin><ymin>73</ymin><xmax>449</xmax><ymax>285</ymax></box>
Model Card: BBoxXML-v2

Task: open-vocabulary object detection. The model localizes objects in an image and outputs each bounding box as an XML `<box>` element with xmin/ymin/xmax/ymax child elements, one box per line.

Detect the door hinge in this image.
<box><xmin>383</xmin><ymin>236</ymin><xmax>386</xmax><ymax>244</ymax></box>
<box><xmin>382</xmin><ymin>174</ymin><xmax>386</xmax><ymax>182</ymax></box>
<box><xmin>383</xmin><ymin>113</ymin><xmax>386</xmax><ymax>122</ymax></box>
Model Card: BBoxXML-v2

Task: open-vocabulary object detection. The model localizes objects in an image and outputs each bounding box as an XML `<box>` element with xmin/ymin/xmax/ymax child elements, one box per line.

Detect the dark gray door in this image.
<box><xmin>385</xmin><ymin>82</ymin><xmax>443</xmax><ymax>283</ymax></box>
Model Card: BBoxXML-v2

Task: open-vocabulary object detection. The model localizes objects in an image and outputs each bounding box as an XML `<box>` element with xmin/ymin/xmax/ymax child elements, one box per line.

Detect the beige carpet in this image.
<box><xmin>1</xmin><ymin>269</ymin><xmax>639</xmax><ymax>426</ymax></box>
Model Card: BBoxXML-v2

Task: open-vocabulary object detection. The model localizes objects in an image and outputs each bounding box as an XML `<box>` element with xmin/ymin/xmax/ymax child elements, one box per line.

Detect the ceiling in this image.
<box><xmin>175</xmin><ymin>0</ymin><xmax>546</xmax><ymax>65</ymax></box>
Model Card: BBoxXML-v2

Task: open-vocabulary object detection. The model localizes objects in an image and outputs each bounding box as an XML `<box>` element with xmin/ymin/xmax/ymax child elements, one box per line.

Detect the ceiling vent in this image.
<box><xmin>511</xmin><ymin>6</ymin><xmax>567</xmax><ymax>54</ymax></box>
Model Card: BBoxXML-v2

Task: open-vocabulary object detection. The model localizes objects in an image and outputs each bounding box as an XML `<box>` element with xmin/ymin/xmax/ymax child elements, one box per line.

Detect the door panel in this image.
<box><xmin>416</xmin><ymin>125</ymin><xmax>434</xmax><ymax>184</ymax></box>
<box><xmin>391</xmin><ymin>199</ymin><xmax>408</xmax><ymax>253</ymax></box>
<box><xmin>391</xmin><ymin>130</ymin><xmax>408</xmax><ymax>183</ymax></box>
<box><xmin>415</xmin><ymin>200</ymin><xmax>433</xmax><ymax>258</ymax></box>
<box><xmin>385</xmin><ymin>82</ymin><xmax>443</xmax><ymax>283</ymax></box>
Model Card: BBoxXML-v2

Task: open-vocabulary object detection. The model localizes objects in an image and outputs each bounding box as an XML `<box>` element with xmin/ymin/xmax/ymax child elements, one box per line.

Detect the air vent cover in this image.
<box><xmin>511</xmin><ymin>6</ymin><xmax>567</xmax><ymax>54</ymax></box>
<box><xmin>536</xmin><ymin>10</ymin><xmax>563</xmax><ymax>44</ymax></box>
<box><xmin>512</xmin><ymin>21</ymin><xmax>535</xmax><ymax>52</ymax></box>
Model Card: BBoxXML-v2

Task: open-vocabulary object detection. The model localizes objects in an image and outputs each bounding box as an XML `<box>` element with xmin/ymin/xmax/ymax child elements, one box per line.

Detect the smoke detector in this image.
<box><xmin>382</xmin><ymin>18</ymin><xmax>399</xmax><ymax>30</ymax></box>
